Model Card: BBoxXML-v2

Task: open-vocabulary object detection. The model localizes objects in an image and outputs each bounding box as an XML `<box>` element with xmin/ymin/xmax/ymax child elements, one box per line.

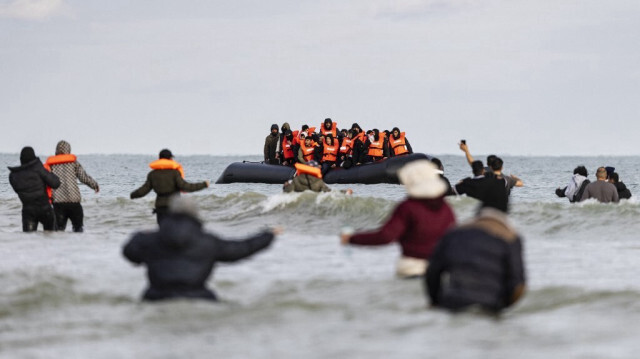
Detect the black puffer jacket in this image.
<box><xmin>8</xmin><ymin>159</ymin><xmax>60</xmax><ymax>207</ymax></box>
<box><xmin>614</xmin><ymin>182</ymin><xmax>632</xmax><ymax>200</ymax></box>
<box><xmin>123</xmin><ymin>213</ymin><xmax>275</xmax><ymax>301</ymax></box>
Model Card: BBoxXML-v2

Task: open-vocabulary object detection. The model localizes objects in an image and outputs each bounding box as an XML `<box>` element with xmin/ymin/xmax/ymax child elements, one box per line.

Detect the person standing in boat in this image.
<box><xmin>320</xmin><ymin>118</ymin><xmax>338</xmax><ymax>138</ymax></box>
<box><xmin>8</xmin><ymin>146</ymin><xmax>61</xmax><ymax>232</ymax></box>
<box><xmin>388</xmin><ymin>127</ymin><xmax>413</xmax><ymax>157</ymax></box>
<box><xmin>45</xmin><ymin>140</ymin><xmax>100</xmax><ymax>232</ymax></box>
<box><xmin>362</xmin><ymin>129</ymin><xmax>389</xmax><ymax>163</ymax></box>
<box><xmin>276</xmin><ymin>122</ymin><xmax>291</xmax><ymax>164</ymax></box>
<box><xmin>130</xmin><ymin>149</ymin><xmax>209</xmax><ymax>224</ymax></box>
<box><xmin>264</xmin><ymin>124</ymin><xmax>280</xmax><ymax>165</ymax></box>
<box><xmin>320</xmin><ymin>135</ymin><xmax>338</xmax><ymax>177</ymax></box>
<box><xmin>340</xmin><ymin>160</ymin><xmax>455</xmax><ymax>278</ymax></box>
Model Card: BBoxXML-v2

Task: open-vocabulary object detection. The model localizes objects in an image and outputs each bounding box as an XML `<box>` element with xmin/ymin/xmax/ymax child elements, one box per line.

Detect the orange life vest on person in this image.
<box><xmin>282</xmin><ymin>137</ymin><xmax>295</xmax><ymax>159</ymax></box>
<box><xmin>367</xmin><ymin>133</ymin><xmax>386</xmax><ymax>158</ymax></box>
<box><xmin>43</xmin><ymin>154</ymin><xmax>77</xmax><ymax>203</ymax></box>
<box><xmin>390</xmin><ymin>132</ymin><xmax>409</xmax><ymax>156</ymax></box>
<box><xmin>322</xmin><ymin>141</ymin><xmax>338</xmax><ymax>162</ymax></box>
<box><xmin>292</xmin><ymin>130</ymin><xmax>300</xmax><ymax>146</ymax></box>
<box><xmin>299</xmin><ymin>141</ymin><xmax>316</xmax><ymax>162</ymax></box>
<box><xmin>339</xmin><ymin>137</ymin><xmax>353</xmax><ymax>155</ymax></box>
<box><xmin>320</xmin><ymin>122</ymin><xmax>337</xmax><ymax>137</ymax></box>
<box><xmin>294</xmin><ymin>163</ymin><xmax>322</xmax><ymax>178</ymax></box>
<box><xmin>354</xmin><ymin>132</ymin><xmax>366</xmax><ymax>144</ymax></box>
<box><xmin>307</xmin><ymin>127</ymin><xmax>317</xmax><ymax>136</ymax></box>
<box><xmin>149</xmin><ymin>159</ymin><xmax>185</xmax><ymax>178</ymax></box>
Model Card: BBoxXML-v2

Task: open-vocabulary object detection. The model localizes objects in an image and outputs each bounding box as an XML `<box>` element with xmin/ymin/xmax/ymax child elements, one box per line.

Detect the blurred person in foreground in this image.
<box><xmin>123</xmin><ymin>195</ymin><xmax>281</xmax><ymax>302</ymax></box>
<box><xmin>340</xmin><ymin>160</ymin><xmax>455</xmax><ymax>278</ymax></box>
<box><xmin>426</xmin><ymin>198</ymin><xmax>526</xmax><ymax>314</ymax></box>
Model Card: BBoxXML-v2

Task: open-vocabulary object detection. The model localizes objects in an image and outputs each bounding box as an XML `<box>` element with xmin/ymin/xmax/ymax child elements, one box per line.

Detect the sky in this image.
<box><xmin>1</xmin><ymin>0</ymin><xmax>639</xmax><ymax>156</ymax></box>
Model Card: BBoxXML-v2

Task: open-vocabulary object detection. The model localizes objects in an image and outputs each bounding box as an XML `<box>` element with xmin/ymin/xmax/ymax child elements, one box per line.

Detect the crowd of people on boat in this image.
<box><xmin>4</xmin><ymin>135</ymin><xmax>633</xmax><ymax>315</ymax></box>
<box><xmin>264</xmin><ymin>118</ymin><xmax>413</xmax><ymax>176</ymax></box>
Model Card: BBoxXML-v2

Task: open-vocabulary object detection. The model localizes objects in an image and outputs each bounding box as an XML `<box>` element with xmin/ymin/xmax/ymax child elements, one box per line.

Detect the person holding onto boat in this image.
<box><xmin>264</xmin><ymin>124</ymin><xmax>280</xmax><ymax>165</ymax></box>
<box><xmin>609</xmin><ymin>172</ymin><xmax>632</xmax><ymax>200</ymax></box>
<box><xmin>8</xmin><ymin>146</ymin><xmax>61</xmax><ymax>232</ymax></box>
<box><xmin>320</xmin><ymin>135</ymin><xmax>339</xmax><ymax>177</ymax></box>
<box><xmin>123</xmin><ymin>195</ymin><xmax>280</xmax><ymax>302</ymax></box>
<box><xmin>388</xmin><ymin>127</ymin><xmax>413</xmax><ymax>157</ymax></box>
<box><xmin>130</xmin><ymin>149</ymin><xmax>209</xmax><ymax>224</ymax></box>
<box><xmin>363</xmin><ymin>129</ymin><xmax>389</xmax><ymax>163</ymax></box>
<box><xmin>555</xmin><ymin>165</ymin><xmax>590</xmax><ymax>203</ymax></box>
<box><xmin>44</xmin><ymin>140</ymin><xmax>100</xmax><ymax>232</ymax></box>
<box><xmin>340</xmin><ymin>160</ymin><xmax>455</xmax><ymax>278</ymax></box>
<box><xmin>580</xmin><ymin>167</ymin><xmax>619</xmax><ymax>203</ymax></box>
<box><xmin>426</xmin><ymin>202</ymin><xmax>526</xmax><ymax>314</ymax></box>
<box><xmin>283</xmin><ymin>160</ymin><xmax>352</xmax><ymax>194</ymax></box>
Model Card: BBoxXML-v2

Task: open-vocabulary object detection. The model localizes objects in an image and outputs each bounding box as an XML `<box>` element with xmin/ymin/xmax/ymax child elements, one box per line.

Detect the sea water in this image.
<box><xmin>1</xmin><ymin>153</ymin><xmax>639</xmax><ymax>358</ymax></box>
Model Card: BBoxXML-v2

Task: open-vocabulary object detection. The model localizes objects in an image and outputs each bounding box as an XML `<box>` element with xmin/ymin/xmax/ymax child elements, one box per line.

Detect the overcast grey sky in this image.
<box><xmin>1</xmin><ymin>0</ymin><xmax>639</xmax><ymax>156</ymax></box>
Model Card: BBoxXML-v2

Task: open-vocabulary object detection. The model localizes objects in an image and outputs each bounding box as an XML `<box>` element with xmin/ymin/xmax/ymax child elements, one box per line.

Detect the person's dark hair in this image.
<box><xmin>486</xmin><ymin>155</ymin><xmax>497</xmax><ymax>168</ymax></box>
<box><xmin>285</xmin><ymin>130</ymin><xmax>293</xmax><ymax>140</ymax></box>
<box><xmin>325</xmin><ymin>135</ymin><xmax>334</xmax><ymax>145</ymax></box>
<box><xmin>372</xmin><ymin>129</ymin><xmax>380</xmax><ymax>141</ymax></box>
<box><xmin>490</xmin><ymin>157</ymin><xmax>503</xmax><ymax>171</ymax></box>
<box><xmin>610</xmin><ymin>172</ymin><xmax>620</xmax><ymax>183</ymax></box>
<box><xmin>430</xmin><ymin>157</ymin><xmax>444</xmax><ymax>171</ymax></box>
<box><xmin>159</xmin><ymin>149</ymin><xmax>173</xmax><ymax>159</ymax></box>
<box><xmin>472</xmin><ymin>160</ymin><xmax>485</xmax><ymax>176</ymax></box>
<box><xmin>573</xmin><ymin>165</ymin><xmax>588</xmax><ymax>177</ymax></box>
<box><xmin>351</xmin><ymin>123</ymin><xmax>362</xmax><ymax>132</ymax></box>
<box><xmin>311</xmin><ymin>133</ymin><xmax>319</xmax><ymax>142</ymax></box>
<box><xmin>302</xmin><ymin>124</ymin><xmax>309</xmax><ymax>132</ymax></box>
<box><xmin>324</xmin><ymin>118</ymin><xmax>332</xmax><ymax>125</ymax></box>
<box><xmin>270</xmin><ymin>124</ymin><xmax>279</xmax><ymax>132</ymax></box>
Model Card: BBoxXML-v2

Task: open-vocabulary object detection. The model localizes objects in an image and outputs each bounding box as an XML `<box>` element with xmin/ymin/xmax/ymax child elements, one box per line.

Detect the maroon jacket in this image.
<box><xmin>349</xmin><ymin>197</ymin><xmax>455</xmax><ymax>259</ymax></box>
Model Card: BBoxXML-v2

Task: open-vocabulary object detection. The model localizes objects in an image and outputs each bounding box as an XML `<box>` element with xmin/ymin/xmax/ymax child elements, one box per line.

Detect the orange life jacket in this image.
<box><xmin>390</xmin><ymin>132</ymin><xmax>409</xmax><ymax>156</ymax></box>
<box><xmin>294</xmin><ymin>163</ymin><xmax>322</xmax><ymax>178</ymax></box>
<box><xmin>367</xmin><ymin>133</ymin><xmax>386</xmax><ymax>158</ymax></box>
<box><xmin>299</xmin><ymin>141</ymin><xmax>316</xmax><ymax>162</ymax></box>
<box><xmin>354</xmin><ymin>132</ymin><xmax>366</xmax><ymax>144</ymax></box>
<box><xmin>43</xmin><ymin>154</ymin><xmax>77</xmax><ymax>202</ymax></box>
<box><xmin>339</xmin><ymin>137</ymin><xmax>353</xmax><ymax>155</ymax></box>
<box><xmin>320</xmin><ymin>122</ymin><xmax>337</xmax><ymax>137</ymax></box>
<box><xmin>292</xmin><ymin>130</ymin><xmax>300</xmax><ymax>146</ymax></box>
<box><xmin>307</xmin><ymin>127</ymin><xmax>317</xmax><ymax>136</ymax></box>
<box><xmin>149</xmin><ymin>159</ymin><xmax>185</xmax><ymax>178</ymax></box>
<box><xmin>282</xmin><ymin>137</ymin><xmax>295</xmax><ymax>159</ymax></box>
<box><xmin>322</xmin><ymin>141</ymin><xmax>338</xmax><ymax>162</ymax></box>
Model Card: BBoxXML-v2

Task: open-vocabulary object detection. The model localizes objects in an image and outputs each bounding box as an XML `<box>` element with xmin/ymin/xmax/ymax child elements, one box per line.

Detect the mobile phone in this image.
<box><xmin>461</xmin><ymin>139</ymin><xmax>466</xmax><ymax>145</ymax></box>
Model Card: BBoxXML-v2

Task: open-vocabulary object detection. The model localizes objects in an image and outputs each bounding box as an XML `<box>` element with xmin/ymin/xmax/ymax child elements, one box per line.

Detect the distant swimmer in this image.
<box><xmin>45</xmin><ymin>140</ymin><xmax>99</xmax><ymax>232</ymax></box>
<box><xmin>123</xmin><ymin>196</ymin><xmax>280</xmax><ymax>302</ymax></box>
<box><xmin>555</xmin><ymin>166</ymin><xmax>590</xmax><ymax>203</ymax></box>
<box><xmin>341</xmin><ymin>160</ymin><xmax>455</xmax><ymax>278</ymax></box>
<box><xmin>130</xmin><ymin>149</ymin><xmax>209</xmax><ymax>224</ymax></box>
<box><xmin>8</xmin><ymin>146</ymin><xmax>60</xmax><ymax>232</ymax></box>
<box><xmin>426</xmin><ymin>204</ymin><xmax>526</xmax><ymax>314</ymax></box>
<box><xmin>609</xmin><ymin>172</ymin><xmax>632</xmax><ymax>200</ymax></box>
<box><xmin>580</xmin><ymin>167</ymin><xmax>619</xmax><ymax>203</ymax></box>
<box><xmin>283</xmin><ymin>160</ymin><xmax>352</xmax><ymax>194</ymax></box>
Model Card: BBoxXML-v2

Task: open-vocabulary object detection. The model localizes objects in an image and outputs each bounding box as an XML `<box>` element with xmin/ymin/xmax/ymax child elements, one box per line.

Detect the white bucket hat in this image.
<box><xmin>398</xmin><ymin>160</ymin><xmax>448</xmax><ymax>199</ymax></box>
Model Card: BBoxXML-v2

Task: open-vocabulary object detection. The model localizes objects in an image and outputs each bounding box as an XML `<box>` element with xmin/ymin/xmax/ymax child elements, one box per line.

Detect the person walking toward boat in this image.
<box><xmin>609</xmin><ymin>172</ymin><xmax>632</xmax><ymax>200</ymax></box>
<box><xmin>8</xmin><ymin>146</ymin><xmax>61</xmax><ymax>232</ymax></box>
<box><xmin>123</xmin><ymin>196</ymin><xmax>280</xmax><ymax>302</ymax></box>
<box><xmin>130</xmin><ymin>149</ymin><xmax>209</xmax><ymax>224</ymax></box>
<box><xmin>44</xmin><ymin>140</ymin><xmax>99</xmax><ymax>232</ymax></box>
<box><xmin>426</xmin><ymin>204</ymin><xmax>526</xmax><ymax>314</ymax></box>
<box><xmin>555</xmin><ymin>165</ymin><xmax>590</xmax><ymax>203</ymax></box>
<box><xmin>580</xmin><ymin>167</ymin><xmax>619</xmax><ymax>203</ymax></box>
<box><xmin>340</xmin><ymin>160</ymin><xmax>455</xmax><ymax>278</ymax></box>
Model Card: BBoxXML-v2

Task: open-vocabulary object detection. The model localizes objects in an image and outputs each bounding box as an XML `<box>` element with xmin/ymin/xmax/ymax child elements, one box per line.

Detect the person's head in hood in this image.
<box><xmin>398</xmin><ymin>160</ymin><xmax>448</xmax><ymax>200</ymax></box>
<box><xmin>351</xmin><ymin>123</ymin><xmax>362</xmax><ymax>133</ymax></box>
<box><xmin>270</xmin><ymin>124</ymin><xmax>279</xmax><ymax>136</ymax></box>
<box><xmin>159</xmin><ymin>149</ymin><xmax>173</xmax><ymax>159</ymax></box>
<box><xmin>285</xmin><ymin>130</ymin><xmax>293</xmax><ymax>142</ymax></box>
<box><xmin>281</xmin><ymin>122</ymin><xmax>291</xmax><ymax>133</ymax></box>
<box><xmin>55</xmin><ymin>140</ymin><xmax>72</xmax><ymax>155</ymax></box>
<box><xmin>324</xmin><ymin>118</ymin><xmax>333</xmax><ymax>130</ymax></box>
<box><xmin>20</xmin><ymin>146</ymin><xmax>37</xmax><ymax>165</ymax></box>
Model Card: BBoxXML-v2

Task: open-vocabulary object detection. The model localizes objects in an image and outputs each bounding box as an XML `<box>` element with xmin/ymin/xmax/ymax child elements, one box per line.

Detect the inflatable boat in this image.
<box><xmin>215</xmin><ymin>153</ymin><xmax>431</xmax><ymax>184</ymax></box>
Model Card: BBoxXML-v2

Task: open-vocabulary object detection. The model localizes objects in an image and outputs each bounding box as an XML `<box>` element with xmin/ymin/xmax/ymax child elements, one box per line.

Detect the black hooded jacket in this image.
<box><xmin>8</xmin><ymin>159</ymin><xmax>60</xmax><ymax>207</ymax></box>
<box><xmin>613</xmin><ymin>182</ymin><xmax>632</xmax><ymax>199</ymax></box>
<box><xmin>123</xmin><ymin>213</ymin><xmax>275</xmax><ymax>301</ymax></box>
